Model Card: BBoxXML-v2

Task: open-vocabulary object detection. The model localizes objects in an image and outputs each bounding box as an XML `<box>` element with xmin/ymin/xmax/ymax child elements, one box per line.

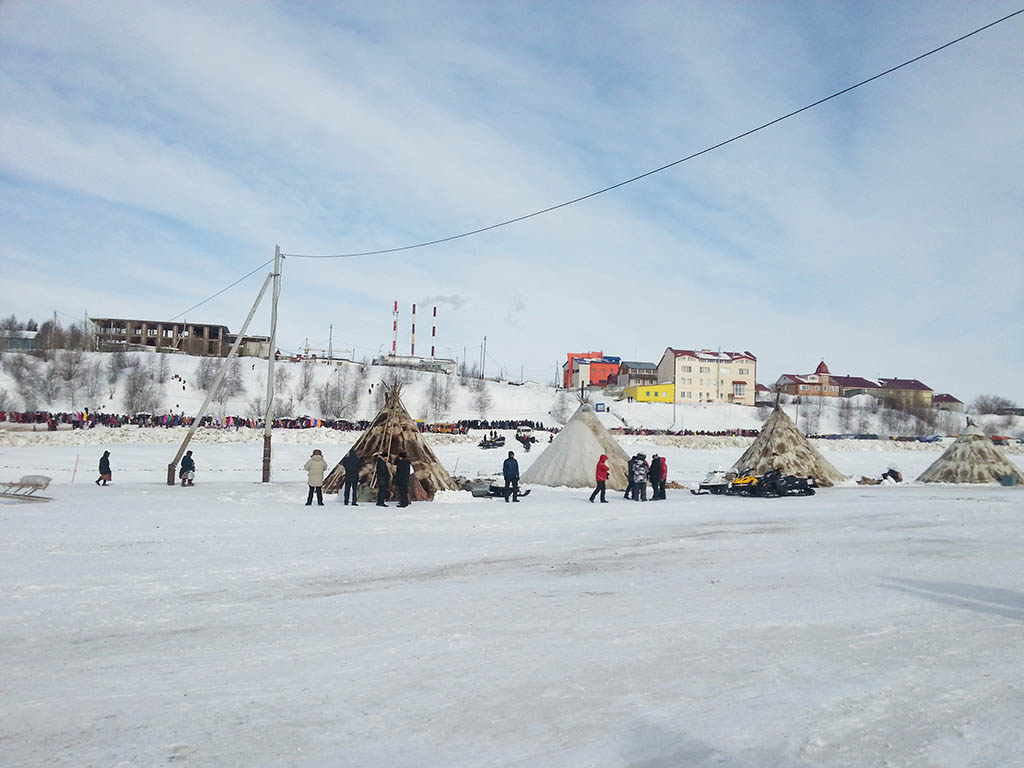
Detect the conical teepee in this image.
<box><xmin>521</xmin><ymin>402</ymin><xmax>631</xmax><ymax>490</ymax></box>
<box><xmin>322</xmin><ymin>384</ymin><xmax>458</xmax><ymax>499</ymax></box>
<box><xmin>730</xmin><ymin>404</ymin><xmax>846</xmax><ymax>487</ymax></box>
<box><xmin>917</xmin><ymin>424</ymin><xmax>1023</xmax><ymax>484</ymax></box>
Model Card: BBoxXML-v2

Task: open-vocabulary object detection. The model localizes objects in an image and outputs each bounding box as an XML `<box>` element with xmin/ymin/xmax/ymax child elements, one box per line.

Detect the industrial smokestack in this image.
<box><xmin>411</xmin><ymin>303</ymin><xmax>417</xmax><ymax>356</ymax></box>
<box><xmin>431</xmin><ymin>306</ymin><xmax>437</xmax><ymax>358</ymax></box>
<box><xmin>392</xmin><ymin>300</ymin><xmax>398</xmax><ymax>355</ymax></box>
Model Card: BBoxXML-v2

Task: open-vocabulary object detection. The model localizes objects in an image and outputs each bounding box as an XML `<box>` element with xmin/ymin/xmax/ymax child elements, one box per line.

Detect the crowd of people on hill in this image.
<box><xmin>616</xmin><ymin>427</ymin><xmax>760</xmax><ymax>437</ymax></box>
<box><xmin>0</xmin><ymin>410</ymin><xmax>560</xmax><ymax>435</ymax></box>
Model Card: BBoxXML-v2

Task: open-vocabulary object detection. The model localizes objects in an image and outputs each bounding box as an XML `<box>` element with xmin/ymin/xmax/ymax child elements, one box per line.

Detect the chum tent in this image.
<box><xmin>322</xmin><ymin>384</ymin><xmax>458</xmax><ymax>499</ymax></box>
<box><xmin>917</xmin><ymin>424</ymin><xmax>1024</xmax><ymax>484</ymax></box>
<box><xmin>730</xmin><ymin>404</ymin><xmax>846</xmax><ymax>487</ymax></box>
<box><xmin>521</xmin><ymin>403</ymin><xmax>631</xmax><ymax>490</ymax></box>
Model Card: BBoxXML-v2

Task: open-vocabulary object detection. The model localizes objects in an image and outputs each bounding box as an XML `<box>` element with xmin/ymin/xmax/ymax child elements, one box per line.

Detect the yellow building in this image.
<box><xmin>623</xmin><ymin>383</ymin><xmax>675</xmax><ymax>402</ymax></box>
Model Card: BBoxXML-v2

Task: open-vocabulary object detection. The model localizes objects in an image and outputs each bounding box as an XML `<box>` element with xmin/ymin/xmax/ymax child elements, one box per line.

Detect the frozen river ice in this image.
<box><xmin>1</xmin><ymin>438</ymin><xmax>1022</xmax><ymax>767</ymax></box>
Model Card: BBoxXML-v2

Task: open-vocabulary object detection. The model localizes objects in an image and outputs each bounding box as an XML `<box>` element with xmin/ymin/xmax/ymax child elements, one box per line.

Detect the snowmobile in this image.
<box><xmin>726</xmin><ymin>469</ymin><xmax>816</xmax><ymax>497</ymax></box>
<box><xmin>690</xmin><ymin>468</ymin><xmax>731</xmax><ymax>495</ymax></box>
<box><xmin>478</xmin><ymin>436</ymin><xmax>506</xmax><ymax>449</ymax></box>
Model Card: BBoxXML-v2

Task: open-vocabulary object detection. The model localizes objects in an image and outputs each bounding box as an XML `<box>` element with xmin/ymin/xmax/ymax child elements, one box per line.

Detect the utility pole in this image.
<box><xmin>262</xmin><ymin>245</ymin><xmax>282</xmax><ymax>483</ymax></box>
<box><xmin>328</xmin><ymin>324</ymin><xmax>333</xmax><ymax>360</ymax></box>
<box><xmin>169</xmin><ymin>267</ymin><xmax>275</xmax><ymax>485</ymax></box>
<box><xmin>481</xmin><ymin>336</ymin><xmax>487</xmax><ymax>379</ymax></box>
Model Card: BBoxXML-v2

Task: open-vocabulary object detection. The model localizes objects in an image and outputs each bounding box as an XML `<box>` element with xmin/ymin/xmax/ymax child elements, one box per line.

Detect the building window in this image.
<box><xmin>681</xmin><ymin>365</ymin><xmax>692</xmax><ymax>372</ymax></box>
<box><xmin>738</xmin><ymin>368</ymin><xmax>749</xmax><ymax>375</ymax></box>
<box><xmin>699</xmin><ymin>366</ymin><xmax>711</xmax><ymax>374</ymax></box>
<box><xmin>800</xmin><ymin>385</ymin><xmax>808</xmax><ymax>391</ymax></box>
<box><xmin>734</xmin><ymin>383</ymin><xmax>746</xmax><ymax>397</ymax></box>
<box><xmin>721</xmin><ymin>367</ymin><xmax>730</xmax><ymax>375</ymax></box>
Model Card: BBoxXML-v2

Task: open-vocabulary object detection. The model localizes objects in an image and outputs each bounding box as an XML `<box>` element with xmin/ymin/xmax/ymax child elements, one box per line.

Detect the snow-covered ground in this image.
<box><xmin>2</xmin><ymin>435</ymin><xmax>1023</xmax><ymax>767</ymax></box>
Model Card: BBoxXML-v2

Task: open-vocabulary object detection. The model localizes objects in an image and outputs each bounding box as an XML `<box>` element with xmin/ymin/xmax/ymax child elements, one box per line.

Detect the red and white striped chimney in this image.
<box><xmin>391</xmin><ymin>300</ymin><xmax>398</xmax><ymax>355</ymax></box>
<box><xmin>431</xmin><ymin>306</ymin><xmax>437</xmax><ymax>358</ymax></box>
<box><xmin>411</xmin><ymin>303</ymin><xmax>417</xmax><ymax>356</ymax></box>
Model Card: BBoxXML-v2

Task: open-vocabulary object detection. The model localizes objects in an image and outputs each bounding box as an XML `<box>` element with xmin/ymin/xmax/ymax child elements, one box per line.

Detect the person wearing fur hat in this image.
<box><xmin>303</xmin><ymin>449</ymin><xmax>328</xmax><ymax>506</ymax></box>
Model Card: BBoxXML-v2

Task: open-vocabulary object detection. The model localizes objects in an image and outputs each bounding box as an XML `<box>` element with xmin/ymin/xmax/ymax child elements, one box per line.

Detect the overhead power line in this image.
<box><xmin>283</xmin><ymin>7</ymin><xmax>1023</xmax><ymax>260</ymax></box>
<box><xmin>169</xmin><ymin>258</ymin><xmax>275</xmax><ymax>321</ymax></box>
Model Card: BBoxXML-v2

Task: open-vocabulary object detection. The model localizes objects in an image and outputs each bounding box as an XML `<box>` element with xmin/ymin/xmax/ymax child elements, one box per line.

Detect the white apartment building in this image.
<box><xmin>656</xmin><ymin>347</ymin><xmax>757</xmax><ymax>406</ymax></box>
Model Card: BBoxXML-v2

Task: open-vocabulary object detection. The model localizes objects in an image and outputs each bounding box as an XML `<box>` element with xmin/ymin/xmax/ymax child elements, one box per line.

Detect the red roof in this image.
<box><xmin>814</xmin><ymin>360</ymin><xmax>830</xmax><ymax>375</ymax></box>
<box><xmin>933</xmin><ymin>393</ymin><xmax>962</xmax><ymax>403</ymax></box>
<box><xmin>879</xmin><ymin>378</ymin><xmax>932</xmax><ymax>392</ymax></box>
<box><xmin>831</xmin><ymin>375</ymin><xmax>880</xmax><ymax>389</ymax></box>
<box><xmin>669</xmin><ymin>348</ymin><xmax>757</xmax><ymax>362</ymax></box>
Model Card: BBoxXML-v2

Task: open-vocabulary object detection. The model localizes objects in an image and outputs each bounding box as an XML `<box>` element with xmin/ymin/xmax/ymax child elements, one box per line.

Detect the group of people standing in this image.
<box><xmin>589</xmin><ymin>452</ymin><xmax>668</xmax><ymax>502</ymax></box>
<box><xmin>303</xmin><ymin>449</ymin><xmax>415</xmax><ymax>509</ymax></box>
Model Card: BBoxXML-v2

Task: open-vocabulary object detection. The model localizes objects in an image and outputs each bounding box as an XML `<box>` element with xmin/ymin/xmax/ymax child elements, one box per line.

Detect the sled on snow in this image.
<box><xmin>0</xmin><ymin>475</ymin><xmax>53</xmax><ymax>503</ymax></box>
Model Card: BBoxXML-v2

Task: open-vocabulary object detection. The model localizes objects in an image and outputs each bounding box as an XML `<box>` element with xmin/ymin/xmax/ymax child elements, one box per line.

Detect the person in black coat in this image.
<box><xmin>95</xmin><ymin>451</ymin><xmax>112</xmax><ymax>486</ymax></box>
<box><xmin>341</xmin><ymin>449</ymin><xmax>361</xmax><ymax>506</ymax></box>
<box><xmin>374</xmin><ymin>453</ymin><xmax>391</xmax><ymax>507</ymax></box>
<box><xmin>179</xmin><ymin>450</ymin><xmax>196</xmax><ymax>487</ymax></box>
<box><xmin>624</xmin><ymin>455</ymin><xmax>637</xmax><ymax>499</ymax></box>
<box><xmin>502</xmin><ymin>450</ymin><xmax>520</xmax><ymax>503</ymax></box>
<box><xmin>395</xmin><ymin>452</ymin><xmax>413</xmax><ymax>508</ymax></box>
<box><xmin>649</xmin><ymin>455</ymin><xmax>662</xmax><ymax>500</ymax></box>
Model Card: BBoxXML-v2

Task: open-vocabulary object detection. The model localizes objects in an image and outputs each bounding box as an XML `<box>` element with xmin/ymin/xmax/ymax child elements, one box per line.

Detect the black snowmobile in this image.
<box><xmin>725</xmin><ymin>469</ymin><xmax>816</xmax><ymax>497</ymax></box>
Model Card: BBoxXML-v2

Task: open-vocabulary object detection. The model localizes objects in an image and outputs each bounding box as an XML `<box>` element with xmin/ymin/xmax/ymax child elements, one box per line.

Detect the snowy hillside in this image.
<box><xmin>1</xmin><ymin>350</ymin><xmax>1020</xmax><ymax>437</ymax></box>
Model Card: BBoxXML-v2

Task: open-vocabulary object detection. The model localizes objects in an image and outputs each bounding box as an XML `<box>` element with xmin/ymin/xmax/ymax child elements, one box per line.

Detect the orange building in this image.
<box><xmin>562</xmin><ymin>352</ymin><xmax>621</xmax><ymax>389</ymax></box>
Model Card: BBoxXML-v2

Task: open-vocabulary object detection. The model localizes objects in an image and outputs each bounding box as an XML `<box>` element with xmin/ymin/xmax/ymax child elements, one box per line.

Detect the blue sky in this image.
<box><xmin>2</xmin><ymin>1</ymin><xmax>1022</xmax><ymax>400</ymax></box>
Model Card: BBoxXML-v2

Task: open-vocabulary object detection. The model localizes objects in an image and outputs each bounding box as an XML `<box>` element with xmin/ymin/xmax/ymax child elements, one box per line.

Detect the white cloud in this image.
<box><xmin>1</xmin><ymin>0</ymin><xmax>1022</xmax><ymax>401</ymax></box>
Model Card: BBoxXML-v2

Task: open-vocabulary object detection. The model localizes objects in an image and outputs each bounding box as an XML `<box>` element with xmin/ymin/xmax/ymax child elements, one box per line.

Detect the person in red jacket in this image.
<box><xmin>589</xmin><ymin>454</ymin><xmax>610</xmax><ymax>503</ymax></box>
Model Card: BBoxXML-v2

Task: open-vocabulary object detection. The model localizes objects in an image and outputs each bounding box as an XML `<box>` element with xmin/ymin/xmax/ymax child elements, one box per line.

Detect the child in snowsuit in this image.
<box><xmin>631</xmin><ymin>454</ymin><xmax>649</xmax><ymax>501</ymax></box>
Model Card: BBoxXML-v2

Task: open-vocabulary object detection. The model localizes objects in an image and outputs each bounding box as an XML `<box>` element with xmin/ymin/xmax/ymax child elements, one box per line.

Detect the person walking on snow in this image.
<box><xmin>656</xmin><ymin>455</ymin><xmax>668</xmax><ymax>499</ymax></box>
<box><xmin>590</xmin><ymin>454</ymin><xmax>609</xmax><ymax>503</ymax></box>
<box><xmin>95</xmin><ymin>450</ymin><xmax>112</xmax><ymax>486</ymax></box>
<box><xmin>341</xmin><ymin>448</ymin><xmax>361</xmax><ymax>505</ymax></box>
<box><xmin>179</xmin><ymin>450</ymin><xmax>196</xmax><ymax>486</ymax></box>
<box><xmin>395</xmin><ymin>452</ymin><xmax>413</xmax><ymax>508</ymax></box>
<box><xmin>649</xmin><ymin>454</ymin><xmax>665</xmax><ymax>500</ymax></box>
<box><xmin>304</xmin><ymin>449</ymin><xmax>328</xmax><ymax>506</ymax></box>
<box><xmin>502</xmin><ymin>450</ymin><xmax>520</xmax><ymax>503</ymax></box>
<box><xmin>374</xmin><ymin>453</ymin><xmax>391</xmax><ymax>507</ymax></box>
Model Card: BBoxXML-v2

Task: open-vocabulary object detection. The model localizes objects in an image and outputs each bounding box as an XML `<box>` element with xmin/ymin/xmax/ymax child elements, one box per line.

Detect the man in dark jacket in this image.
<box><xmin>374</xmin><ymin>453</ymin><xmax>391</xmax><ymax>507</ymax></box>
<box><xmin>502</xmin><ymin>450</ymin><xmax>520</xmax><ymax>503</ymax></box>
<box><xmin>624</xmin><ymin>455</ymin><xmax>637</xmax><ymax>499</ymax></box>
<box><xmin>341</xmin><ymin>449</ymin><xmax>361</xmax><ymax>505</ymax></box>
<box><xmin>395</xmin><ymin>452</ymin><xmax>413</xmax><ymax>508</ymax></box>
<box><xmin>96</xmin><ymin>451</ymin><xmax>112</xmax><ymax>486</ymax></box>
<box><xmin>649</xmin><ymin>454</ymin><xmax>662</xmax><ymax>500</ymax></box>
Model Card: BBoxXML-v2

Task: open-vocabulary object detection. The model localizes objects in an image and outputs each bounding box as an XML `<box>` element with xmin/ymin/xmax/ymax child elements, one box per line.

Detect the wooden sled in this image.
<box><xmin>0</xmin><ymin>475</ymin><xmax>53</xmax><ymax>503</ymax></box>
